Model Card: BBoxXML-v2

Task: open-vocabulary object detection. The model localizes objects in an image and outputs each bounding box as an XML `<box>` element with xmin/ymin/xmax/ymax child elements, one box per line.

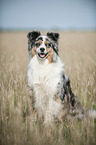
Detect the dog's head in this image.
<box><xmin>27</xmin><ymin>31</ymin><xmax>59</xmax><ymax>63</ymax></box>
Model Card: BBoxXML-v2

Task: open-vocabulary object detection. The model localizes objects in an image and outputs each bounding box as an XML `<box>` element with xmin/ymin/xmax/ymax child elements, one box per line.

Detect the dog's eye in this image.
<box><xmin>35</xmin><ymin>43</ymin><xmax>41</xmax><ymax>47</ymax></box>
<box><xmin>45</xmin><ymin>43</ymin><xmax>51</xmax><ymax>48</ymax></box>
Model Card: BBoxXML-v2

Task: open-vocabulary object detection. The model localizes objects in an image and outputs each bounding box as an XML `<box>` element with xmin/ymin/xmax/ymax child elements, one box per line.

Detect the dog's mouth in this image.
<box><xmin>37</xmin><ymin>53</ymin><xmax>48</xmax><ymax>59</ymax></box>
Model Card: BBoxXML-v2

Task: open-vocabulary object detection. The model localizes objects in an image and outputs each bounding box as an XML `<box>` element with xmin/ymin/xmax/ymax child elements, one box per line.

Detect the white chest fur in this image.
<box><xmin>28</xmin><ymin>56</ymin><xmax>64</xmax><ymax>123</ymax></box>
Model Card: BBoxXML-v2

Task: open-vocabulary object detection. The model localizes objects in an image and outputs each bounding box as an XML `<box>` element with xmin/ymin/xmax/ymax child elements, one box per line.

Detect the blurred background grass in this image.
<box><xmin>0</xmin><ymin>31</ymin><xmax>96</xmax><ymax>145</ymax></box>
<box><xmin>0</xmin><ymin>0</ymin><xmax>96</xmax><ymax>144</ymax></box>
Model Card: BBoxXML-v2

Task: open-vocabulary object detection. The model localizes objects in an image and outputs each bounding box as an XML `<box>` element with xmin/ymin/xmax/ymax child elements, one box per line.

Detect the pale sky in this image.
<box><xmin>0</xmin><ymin>0</ymin><xmax>96</xmax><ymax>30</ymax></box>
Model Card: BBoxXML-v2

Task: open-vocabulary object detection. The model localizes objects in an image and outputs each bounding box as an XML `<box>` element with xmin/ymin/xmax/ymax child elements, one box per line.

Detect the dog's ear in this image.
<box><xmin>27</xmin><ymin>31</ymin><xmax>41</xmax><ymax>42</ymax></box>
<box><xmin>47</xmin><ymin>32</ymin><xmax>59</xmax><ymax>43</ymax></box>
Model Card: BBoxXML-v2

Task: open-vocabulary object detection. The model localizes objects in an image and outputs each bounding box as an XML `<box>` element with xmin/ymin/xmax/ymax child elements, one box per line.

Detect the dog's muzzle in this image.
<box><xmin>37</xmin><ymin>47</ymin><xmax>48</xmax><ymax>59</ymax></box>
<box><xmin>37</xmin><ymin>52</ymin><xmax>48</xmax><ymax>59</ymax></box>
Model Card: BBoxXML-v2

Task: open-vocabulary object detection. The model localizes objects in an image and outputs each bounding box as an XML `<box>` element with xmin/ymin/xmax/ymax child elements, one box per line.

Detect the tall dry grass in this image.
<box><xmin>0</xmin><ymin>31</ymin><xmax>96</xmax><ymax>145</ymax></box>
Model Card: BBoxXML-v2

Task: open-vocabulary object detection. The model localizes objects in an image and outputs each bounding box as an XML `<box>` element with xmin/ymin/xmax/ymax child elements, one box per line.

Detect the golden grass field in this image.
<box><xmin>0</xmin><ymin>31</ymin><xmax>96</xmax><ymax>145</ymax></box>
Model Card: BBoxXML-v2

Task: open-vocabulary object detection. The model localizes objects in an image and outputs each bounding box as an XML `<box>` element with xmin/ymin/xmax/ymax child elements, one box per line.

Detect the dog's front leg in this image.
<box><xmin>44</xmin><ymin>98</ymin><xmax>62</xmax><ymax>125</ymax></box>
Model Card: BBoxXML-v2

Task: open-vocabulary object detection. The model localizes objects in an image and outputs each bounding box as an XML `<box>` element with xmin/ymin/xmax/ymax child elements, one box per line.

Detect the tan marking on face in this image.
<box><xmin>31</xmin><ymin>40</ymin><xmax>42</xmax><ymax>58</ymax></box>
<box><xmin>37</xmin><ymin>40</ymin><xmax>42</xmax><ymax>43</ymax></box>
<box><xmin>36</xmin><ymin>40</ymin><xmax>42</xmax><ymax>47</ymax></box>
<box><xmin>45</xmin><ymin>40</ymin><xmax>49</xmax><ymax>45</ymax></box>
<box><xmin>45</xmin><ymin>40</ymin><xmax>54</xmax><ymax>63</ymax></box>
<box><xmin>46</xmin><ymin>46</ymin><xmax>54</xmax><ymax>63</ymax></box>
<box><xmin>31</xmin><ymin>47</ymin><xmax>37</xmax><ymax>57</ymax></box>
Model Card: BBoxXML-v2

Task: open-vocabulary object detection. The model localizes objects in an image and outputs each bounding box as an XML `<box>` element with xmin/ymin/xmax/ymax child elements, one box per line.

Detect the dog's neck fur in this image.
<box><xmin>27</xmin><ymin>55</ymin><xmax>64</xmax><ymax>121</ymax></box>
<box><xmin>28</xmin><ymin>55</ymin><xmax>64</xmax><ymax>87</ymax></box>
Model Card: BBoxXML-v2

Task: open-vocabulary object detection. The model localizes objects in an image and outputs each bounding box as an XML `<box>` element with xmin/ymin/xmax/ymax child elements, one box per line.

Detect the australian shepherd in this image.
<box><xmin>27</xmin><ymin>31</ymin><xmax>81</xmax><ymax>124</ymax></box>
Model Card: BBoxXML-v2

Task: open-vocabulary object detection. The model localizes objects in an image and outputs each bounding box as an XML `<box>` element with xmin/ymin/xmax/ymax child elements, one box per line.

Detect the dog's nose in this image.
<box><xmin>40</xmin><ymin>47</ymin><xmax>45</xmax><ymax>52</ymax></box>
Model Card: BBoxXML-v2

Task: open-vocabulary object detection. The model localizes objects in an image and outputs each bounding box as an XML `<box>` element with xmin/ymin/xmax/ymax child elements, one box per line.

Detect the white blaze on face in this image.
<box><xmin>36</xmin><ymin>36</ymin><xmax>48</xmax><ymax>54</ymax></box>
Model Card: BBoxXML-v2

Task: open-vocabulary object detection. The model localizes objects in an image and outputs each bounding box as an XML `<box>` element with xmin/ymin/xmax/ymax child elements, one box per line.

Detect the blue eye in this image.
<box><xmin>46</xmin><ymin>43</ymin><xmax>51</xmax><ymax>48</ymax></box>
